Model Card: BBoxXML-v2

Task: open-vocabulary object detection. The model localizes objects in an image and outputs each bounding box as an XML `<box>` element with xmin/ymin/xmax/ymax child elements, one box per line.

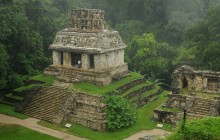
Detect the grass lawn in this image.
<box><xmin>0</xmin><ymin>104</ymin><xmax>28</xmax><ymax>119</ymax></box>
<box><xmin>14</xmin><ymin>74</ymin><xmax>56</xmax><ymax>92</ymax></box>
<box><xmin>30</xmin><ymin>74</ymin><xmax>56</xmax><ymax>86</ymax></box>
<box><xmin>70</xmin><ymin>72</ymin><xmax>143</xmax><ymax>95</ymax></box>
<box><xmin>39</xmin><ymin>91</ymin><xmax>173</xmax><ymax>140</ymax></box>
<box><xmin>0</xmin><ymin>124</ymin><xmax>60</xmax><ymax>140</ymax></box>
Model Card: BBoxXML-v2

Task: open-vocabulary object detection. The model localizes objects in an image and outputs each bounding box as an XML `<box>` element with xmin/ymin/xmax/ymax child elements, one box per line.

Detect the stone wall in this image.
<box><xmin>171</xmin><ymin>65</ymin><xmax>220</xmax><ymax>93</ymax></box>
<box><xmin>115</xmin><ymin>78</ymin><xmax>145</xmax><ymax>94</ymax></box>
<box><xmin>58</xmin><ymin>92</ymin><xmax>107</xmax><ymax>131</ymax></box>
<box><xmin>153</xmin><ymin>108</ymin><xmax>183</xmax><ymax>125</ymax></box>
<box><xmin>44</xmin><ymin>64</ymin><xmax>128</xmax><ymax>86</ymax></box>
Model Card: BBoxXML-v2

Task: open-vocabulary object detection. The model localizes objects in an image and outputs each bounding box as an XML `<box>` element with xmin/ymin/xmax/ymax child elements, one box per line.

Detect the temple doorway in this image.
<box><xmin>71</xmin><ymin>53</ymin><xmax>82</xmax><ymax>68</ymax></box>
<box><xmin>182</xmin><ymin>77</ymin><xmax>188</xmax><ymax>88</ymax></box>
<box><xmin>90</xmin><ymin>54</ymin><xmax>94</xmax><ymax>68</ymax></box>
<box><xmin>207</xmin><ymin>78</ymin><xmax>218</xmax><ymax>91</ymax></box>
<box><xmin>60</xmin><ymin>52</ymin><xmax>63</xmax><ymax>65</ymax></box>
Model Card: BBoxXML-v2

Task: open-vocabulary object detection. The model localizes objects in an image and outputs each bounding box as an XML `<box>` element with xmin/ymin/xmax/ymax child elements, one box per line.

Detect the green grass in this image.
<box><xmin>121</xmin><ymin>83</ymin><xmax>150</xmax><ymax>97</ymax></box>
<box><xmin>30</xmin><ymin>74</ymin><xmax>56</xmax><ymax>86</ymax></box>
<box><xmin>14</xmin><ymin>74</ymin><xmax>56</xmax><ymax>92</ymax></box>
<box><xmin>141</xmin><ymin>85</ymin><xmax>159</xmax><ymax>98</ymax></box>
<box><xmin>0</xmin><ymin>104</ymin><xmax>28</xmax><ymax>119</ymax></box>
<box><xmin>71</xmin><ymin>72</ymin><xmax>143</xmax><ymax>95</ymax></box>
<box><xmin>39</xmin><ymin>91</ymin><xmax>173</xmax><ymax>140</ymax></box>
<box><xmin>5</xmin><ymin>93</ymin><xmax>24</xmax><ymax>101</ymax></box>
<box><xmin>14</xmin><ymin>84</ymin><xmax>40</xmax><ymax>92</ymax></box>
<box><xmin>0</xmin><ymin>124</ymin><xmax>60</xmax><ymax>140</ymax></box>
<box><xmin>158</xmin><ymin>107</ymin><xmax>182</xmax><ymax>113</ymax></box>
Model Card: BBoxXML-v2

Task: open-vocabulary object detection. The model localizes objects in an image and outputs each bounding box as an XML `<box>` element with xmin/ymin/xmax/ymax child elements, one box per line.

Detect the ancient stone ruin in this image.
<box><xmin>171</xmin><ymin>65</ymin><xmax>220</xmax><ymax>94</ymax></box>
<box><xmin>154</xmin><ymin>65</ymin><xmax>220</xmax><ymax>125</ymax></box>
<box><xmin>13</xmin><ymin>9</ymin><xmax>131</xmax><ymax>131</ymax></box>
<box><xmin>44</xmin><ymin>8</ymin><xmax>128</xmax><ymax>85</ymax></box>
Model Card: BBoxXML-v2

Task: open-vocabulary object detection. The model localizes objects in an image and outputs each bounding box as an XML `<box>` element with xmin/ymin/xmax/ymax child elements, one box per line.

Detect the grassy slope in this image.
<box><xmin>71</xmin><ymin>72</ymin><xmax>143</xmax><ymax>95</ymax></box>
<box><xmin>14</xmin><ymin>74</ymin><xmax>55</xmax><ymax>92</ymax></box>
<box><xmin>39</xmin><ymin>91</ymin><xmax>172</xmax><ymax>140</ymax></box>
<box><xmin>0</xmin><ymin>124</ymin><xmax>60</xmax><ymax>140</ymax></box>
<box><xmin>0</xmin><ymin>104</ymin><xmax>28</xmax><ymax>119</ymax></box>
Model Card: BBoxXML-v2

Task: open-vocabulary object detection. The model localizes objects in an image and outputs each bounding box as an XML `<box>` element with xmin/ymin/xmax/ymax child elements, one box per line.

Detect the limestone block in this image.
<box><xmin>52</xmin><ymin>51</ymin><xmax>61</xmax><ymax>65</ymax></box>
<box><xmin>81</xmin><ymin>53</ymin><xmax>89</xmax><ymax>69</ymax></box>
<box><xmin>63</xmin><ymin>52</ymin><xmax>71</xmax><ymax>66</ymax></box>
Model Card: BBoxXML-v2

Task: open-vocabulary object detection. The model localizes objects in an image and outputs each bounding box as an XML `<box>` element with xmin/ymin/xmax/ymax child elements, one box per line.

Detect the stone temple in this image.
<box><xmin>154</xmin><ymin>65</ymin><xmax>220</xmax><ymax>125</ymax></box>
<box><xmin>44</xmin><ymin>9</ymin><xmax>128</xmax><ymax>85</ymax></box>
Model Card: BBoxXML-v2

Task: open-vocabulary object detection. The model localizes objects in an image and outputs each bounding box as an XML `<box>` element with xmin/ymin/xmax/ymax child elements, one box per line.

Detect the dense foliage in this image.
<box><xmin>104</xmin><ymin>95</ymin><xmax>136</xmax><ymax>130</ymax></box>
<box><xmin>0</xmin><ymin>0</ymin><xmax>220</xmax><ymax>91</ymax></box>
<box><xmin>167</xmin><ymin>117</ymin><xmax>220</xmax><ymax>140</ymax></box>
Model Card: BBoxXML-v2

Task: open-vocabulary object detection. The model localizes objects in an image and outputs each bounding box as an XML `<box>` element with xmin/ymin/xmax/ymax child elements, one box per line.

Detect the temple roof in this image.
<box><xmin>49</xmin><ymin>9</ymin><xmax>126</xmax><ymax>54</ymax></box>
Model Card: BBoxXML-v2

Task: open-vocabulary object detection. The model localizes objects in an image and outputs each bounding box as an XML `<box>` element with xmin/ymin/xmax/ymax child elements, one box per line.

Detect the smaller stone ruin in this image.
<box><xmin>154</xmin><ymin>65</ymin><xmax>220</xmax><ymax>125</ymax></box>
<box><xmin>171</xmin><ymin>65</ymin><xmax>220</xmax><ymax>94</ymax></box>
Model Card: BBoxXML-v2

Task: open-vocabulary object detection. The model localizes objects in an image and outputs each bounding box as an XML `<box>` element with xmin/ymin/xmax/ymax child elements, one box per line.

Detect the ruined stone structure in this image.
<box><xmin>171</xmin><ymin>65</ymin><xmax>220</xmax><ymax>94</ymax></box>
<box><xmin>154</xmin><ymin>65</ymin><xmax>220</xmax><ymax>125</ymax></box>
<box><xmin>44</xmin><ymin>9</ymin><xmax>128</xmax><ymax>85</ymax></box>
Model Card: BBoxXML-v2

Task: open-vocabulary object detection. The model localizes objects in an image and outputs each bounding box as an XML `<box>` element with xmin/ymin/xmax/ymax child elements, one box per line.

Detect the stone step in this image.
<box><xmin>23</xmin><ymin>85</ymin><xmax>68</xmax><ymax>123</ymax></box>
<box><xmin>73</xmin><ymin>109</ymin><xmax>107</xmax><ymax>120</ymax></box>
<box><xmin>74</xmin><ymin>103</ymin><xmax>105</xmax><ymax>113</ymax></box>
<box><xmin>76</xmin><ymin>99</ymin><xmax>106</xmax><ymax>107</ymax></box>
<box><xmin>116</xmin><ymin>78</ymin><xmax>146</xmax><ymax>94</ymax></box>
<box><xmin>187</xmin><ymin>113</ymin><xmax>207</xmax><ymax>119</ymax></box>
<box><xmin>70</xmin><ymin>116</ymin><xmax>106</xmax><ymax>131</ymax></box>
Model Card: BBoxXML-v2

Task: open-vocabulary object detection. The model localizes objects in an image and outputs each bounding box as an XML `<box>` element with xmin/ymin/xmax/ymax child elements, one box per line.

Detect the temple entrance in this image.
<box><xmin>60</xmin><ymin>52</ymin><xmax>63</xmax><ymax>65</ymax></box>
<box><xmin>71</xmin><ymin>53</ymin><xmax>82</xmax><ymax>68</ymax></box>
<box><xmin>182</xmin><ymin>77</ymin><xmax>188</xmax><ymax>88</ymax></box>
<box><xmin>207</xmin><ymin>78</ymin><xmax>218</xmax><ymax>91</ymax></box>
<box><xmin>90</xmin><ymin>54</ymin><xmax>94</xmax><ymax>68</ymax></box>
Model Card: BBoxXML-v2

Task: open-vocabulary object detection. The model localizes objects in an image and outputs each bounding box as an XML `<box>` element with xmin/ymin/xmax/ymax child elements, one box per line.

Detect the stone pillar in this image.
<box><xmin>53</xmin><ymin>51</ymin><xmax>61</xmax><ymax>65</ymax></box>
<box><xmin>82</xmin><ymin>53</ymin><xmax>89</xmax><ymax>69</ymax></box>
<box><xmin>63</xmin><ymin>52</ymin><xmax>71</xmax><ymax>67</ymax></box>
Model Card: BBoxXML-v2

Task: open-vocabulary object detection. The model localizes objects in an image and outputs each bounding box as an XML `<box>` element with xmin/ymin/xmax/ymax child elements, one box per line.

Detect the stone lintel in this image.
<box><xmin>49</xmin><ymin>45</ymin><xmax>126</xmax><ymax>54</ymax></box>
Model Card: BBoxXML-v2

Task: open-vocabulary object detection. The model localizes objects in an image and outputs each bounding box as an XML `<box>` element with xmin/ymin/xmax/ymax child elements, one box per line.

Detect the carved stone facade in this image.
<box><xmin>171</xmin><ymin>65</ymin><xmax>220</xmax><ymax>94</ymax></box>
<box><xmin>44</xmin><ymin>9</ymin><xmax>128</xmax><ymax>85</ymax></box>
<box><xmin>68</xmin><ymin>9</ymin><xmax>104</xmax><ymax>32</ymax></box>
<box><xmin>154</xmin><ymin>66</ymin><xmax>220</xmax><ymax>124</ymax></box>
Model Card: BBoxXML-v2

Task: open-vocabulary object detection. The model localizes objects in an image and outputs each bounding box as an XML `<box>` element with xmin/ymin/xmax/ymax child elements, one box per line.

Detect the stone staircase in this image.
<box><xmin>110</xmin><ymin>78</ymin><xmax>163</xmax><ymax>108</ymax></box>
<box><xmin>68</xmin><ymin>92</ymin><xmax>107</xmax><ymax>131</ymax></box>
<box><xmin>23</xmin><ymin>86</ymin><xmax>69</xmax><ymax>122</ymax></box>
<box><xmin>188</xmin><ymin>98</ymin><xmax>211</xmax><ymax>118</ymax></box>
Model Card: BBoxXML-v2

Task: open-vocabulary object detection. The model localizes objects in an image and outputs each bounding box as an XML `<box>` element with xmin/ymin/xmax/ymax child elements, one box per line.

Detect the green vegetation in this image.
<box><xmin>121</xmin><ymin>83</ymin><xmax>151</xmax><ymax>97</ymax></box>
<box><xmin>0</xmin><ymin>104</ymin><xmax>28</xmax><ymax>119</ymax></box>
<box><xmin>14</xmin><ymin>74</ymin><xmax>55</xmax><ymax>92</ymax></box>
<box><xmin>71</xmin><ymin>72</ymin><xmax>143</xmax><ymax>95</ymax></box>
<box><xmin>30</xmin><ymin>74</ymin><xmax>56</xmax><ymax>86</ymax></box>
<box><xmin>39</xmin><ymin>91</ymin><xmax>172</xmax><ymax>140</ymax></box>
<box><xmin>104</xmin><ymin>95</ymin><xmax>136</xmax><ymax>130</ymax></box>
<box><xmin>166</xmin><ymin>117</ymin><xmax>220</xmax><ymax>140</ymax></box>
<box><xmin>0</xmin><ymin>124</ymin><xmax>60</xmax><ymax>140</ymax></box>
<box><xmin>14</xmin><ymin>84</ymin><xmax>40</xmax><ymax>92</ymax></box>
<box><xmin>5</xmin><ymin>93</ymin><xmax>23</xmax><ymax>101</ymax></box>
<box><xmin>158</xmin><ymin>107</ymin><xmax>182</xmax><ymax>113</ymax></box>
<box><xmin>141</xmin><ymin>86</ymin><xmax>159</xmax><ymax>98</ymax></box>
<box><xmin>1</xmin><ymin>0</ymin><xmax>220</xmax><ymax>92</ymax></box>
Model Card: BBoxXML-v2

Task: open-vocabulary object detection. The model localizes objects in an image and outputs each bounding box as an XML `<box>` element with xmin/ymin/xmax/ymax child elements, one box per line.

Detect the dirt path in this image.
<box><xmin>0</xmin><ymin>113</ymin><xmax>171</xmax><ymax>140</ymax></box>
<box><xmin>124</xmin><ymin>129</ymin><xmax>171</xmax><ymax>140</ymax></box>
<box><xmin>0</xmin><ymin>114</ymin><xmax>86</xmax><ymax>140</ymax></box>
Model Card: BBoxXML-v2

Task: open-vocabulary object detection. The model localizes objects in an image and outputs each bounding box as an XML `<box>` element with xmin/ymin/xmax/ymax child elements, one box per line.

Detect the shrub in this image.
<box><xmin>166</xmin><ymin>117</ymin><xmax>220</xmax><ymax>140</ymax></box>
<box><xmin>104</xmin><ymin>95</ymin><xmax>136</xmax><ymax>130</ymax></box>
